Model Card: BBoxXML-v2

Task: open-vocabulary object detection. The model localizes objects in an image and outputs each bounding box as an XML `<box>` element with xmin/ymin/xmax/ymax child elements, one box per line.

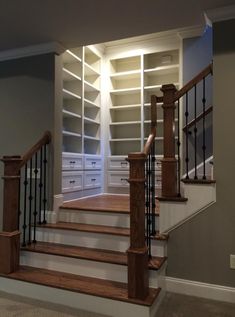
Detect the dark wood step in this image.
<box><xmin>38</xmin><ymin>222</ymin><xmax>168</xmax><ymax>241</ymax></box>
<box><xmin>61</xmin><ymin>194</ymin><xmax>160</xmax><ymax>215</ymax></box>
<box><xmin>181</xmin><ymin>178</ymin><xmax>216</xmax><ymax>184</ymax></box>
<box><xmin>21</xmin><ymin>241</ymin><xmax>166</xmax><ymax>270</ymax></box>
<box><xmin>157</xmin><ymin>196</ymin><xmax>188</xmax><ymax>202</ymax></box>
<box><xmin>1</xmin><ymin>265</ymin><xmax>160</xmax><ymax>306</ymax></box>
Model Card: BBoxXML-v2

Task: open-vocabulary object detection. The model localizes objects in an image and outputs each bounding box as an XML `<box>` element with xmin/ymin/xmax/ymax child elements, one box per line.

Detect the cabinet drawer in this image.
<box><xmin>108</xmin><ymin>156</ymin><xmax>129</xmax><ymax>170</ymax></box>
<box><xmin>84</xmin><ymin>156</ymin><xmax>102</xmax><ymax>170</ymax></box>
<box><xmin>108</xmin><ymin>171</ymin><xmax>129</xmax><ymax>187</ymax></box>
<box><xmin>62</xmin><ymin>171</ymin><xmax>83</xmax><ymax>193</ymax></box>
<box><xmin>62</xmin><ymin>153</ymin><xmax>83</xmax><ymax>170</ymax></box>
<box><xmin>84</xmin><ymin>171</ymin><xmax>102</xmax><ymax>189</ymax></box>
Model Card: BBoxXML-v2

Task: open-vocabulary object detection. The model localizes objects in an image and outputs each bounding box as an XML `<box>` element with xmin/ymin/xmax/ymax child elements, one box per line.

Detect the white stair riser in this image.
<box><xmin>35</xmin><ymin>228</ymin><xmax>167</xmax><ymax>257</ymax></box>
<box><xmin>59</xmin><ymin>209</ymin><xmax>159</xmax><ymax>231</ymax></box>
<box><xmin>20</xmin><ymin>251</ymin><xmax>166</xmax><ymax>287</ymax></box>
<box><xmin>160</xmin><ymin>183</ymin><xmax>216</xmax><ymax>233</ymax></box>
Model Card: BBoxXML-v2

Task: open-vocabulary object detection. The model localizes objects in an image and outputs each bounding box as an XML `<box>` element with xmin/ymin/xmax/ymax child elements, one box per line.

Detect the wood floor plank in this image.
<box><xmin>39</xmin><ymin>222</ymin><xmax>168</xmax><ymax>241</ymax></box>
<box><xmin>1</xmin><ymin>266</ymin><xmax>161</xmax><ymax>306</ymax></box>
<box><xmin>21</xmin><ymin>241</ymin><xmax>166</xmax><ymax>270</ymax></box>
<box><xmin>61</xmin><ymin>194</ymin><xmax>160</xmax><ymax>214</ymax></box>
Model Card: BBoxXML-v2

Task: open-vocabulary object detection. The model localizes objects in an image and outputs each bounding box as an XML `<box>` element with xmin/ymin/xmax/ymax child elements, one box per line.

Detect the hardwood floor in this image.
<box><xmin>61</xmin><ymin>194</ymin><xmax>160</xmax><ymax>214</ymax></box>
<box><xmin>2</xmin><ymin>266</ymin><xmax>161</xmax><ymax>306</ymax></box>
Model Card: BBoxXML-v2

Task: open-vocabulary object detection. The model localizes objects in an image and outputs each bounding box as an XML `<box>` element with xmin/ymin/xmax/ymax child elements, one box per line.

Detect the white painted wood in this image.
<box><xmin>62</xmin><ymin>171</ymin><xmax>83</xmax><ymax>193</ymax></box>
<box><xmin>159</xmin><ymin>183</ymin><xmax>216</xmax><ymax>233</ymax></box>
<box><xmin>62</xmin><ymin>153</ymin><xmax>83</xmax><ymax>171</ymax></box>
<box><xmin>83</xmin><ymin>171</ymin><xmax>102</xmax><ymax>189</ymax></box>
<box><xmin>84</xmin><ymin>155</ymin><xmax>102</xmax><ymax>169</ymax></box>
<box><xmin>59</xmin><ymin>208</ymin><xmax>130</xmax><ymax>227</ymax></box>
<box><xmin>35</xmin><ymin>227</ymin><xmax>165</xmax><ymax>256</ymax></box>
<box><xmin>20</xmin><ymin>252</ymin><xmax>166</xmax><ymax>287</ymax></box>
<box><xmin>107</xmin><ymin>171</ymin><xmax>129</xmax><ymax>188</ymax></box>
<box><xmin>59</xmin><ymin>206</ymin><xmax>159</xmax><ymax>232</ymax></box>
<box><xmin>108</xmin><ymin>156</ymin><xmax>129</xmax><ymax>170</ymax></box>
<box><xmin>166</xmin><ymin>276</ymin><xmax>235</xmax><ymax>304</ymax></box>
<box><xmin>0</xmin><ymin>277</ymin><xmax>158</xmax><ymax>317</ymax></box>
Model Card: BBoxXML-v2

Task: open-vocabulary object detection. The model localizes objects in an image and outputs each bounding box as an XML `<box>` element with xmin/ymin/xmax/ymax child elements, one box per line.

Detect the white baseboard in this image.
<box><xmin>165</xmin><ymin>276</ymin><xmax>235</xmax><ymax>303</ymax></box>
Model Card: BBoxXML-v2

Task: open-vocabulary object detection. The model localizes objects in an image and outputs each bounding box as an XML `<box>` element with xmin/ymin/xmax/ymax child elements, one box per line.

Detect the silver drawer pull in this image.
<box><xmin>120</xmin><ymin>162</ymin><xmax>128</xmax><ymax>166</ymax></box>
<box><xmin>121</xmin><ymin>178</ymin><xmax>128</xmax><ymax>182</ymax></box>
<box><xmin>69</xmin><ymin>161</ymin><xmax>76</xmax><ymax>164</ymax></box>
<box><xmin>91</xmin><ymin>161</ymin><xmax>96</xmax><ymax>166</ymax></box>
<box><xmin>91</xmin><ymin>178</ymin><xmax>96</xmax><ymax>181</ymax></box>
<box><xmin>69</xmin><ymin>180</ymin><xmax>76</xmax><ymax>184</ymax></box>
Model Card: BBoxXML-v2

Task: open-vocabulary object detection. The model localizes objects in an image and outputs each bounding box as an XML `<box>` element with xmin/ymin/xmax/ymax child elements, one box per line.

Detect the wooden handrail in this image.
<box><xmin>174</xmin><ymin>63</ymin><xmax>213</xmax><ymax>101</ymax></box>
<box><xmin>183</xmin><ymin>105</ymin><xmax>213</xmax><ymax>132</ymax></box>
<box><xmin>143</xmin><ymin>129</ymin><xmax>156</xmax><ymax>156</ymax></box>
<box><xmin>20</xmin><ymin>131</ymin><xmax>52</xmax><ymax>168</ymax></box>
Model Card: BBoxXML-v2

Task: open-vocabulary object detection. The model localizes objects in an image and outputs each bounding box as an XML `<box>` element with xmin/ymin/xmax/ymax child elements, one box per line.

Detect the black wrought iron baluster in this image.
<box><xmin>28</xmin><ymin>158</ymin><xmax>33</xmax><ymax>245</ymax></box>
<box><xmin>39</xmin><ymin>148</ymin><xmax>43</xmax><ymax>224</ymax></box>
<box><xmin>43</xmin><ymin>144</ymin><xmax>47</xmax><ymax>224</ymax></box>
<box><xmin>22</xmin><ymin>164</ymin><xmax>28</xmax><ymax>247</ymax></box>
<box><xmin>177</xmin><ymin>99</ymin><xmax>181</xmax><ymax>196</ymax></box>
<box><xmin>185</xmin><ymin>92</ymin><xmax>189</xmax><ymax>179</ymax></box>
<box><xmin>202</xmin><ymin>77</ymin><xmax>206</xmax><ymax>180</ymax></box>
<box><xmin>18</xmin><ymin>169</ymin><xmax>21</xmax><ymax>230</ymax></box>
<box><xmin>148</xmin><ymin>152</ymin><xmax>152</xmax><ymax>257</ymax></box>
<box><xmin>151</xmin><ymin>143</ymin><xmax>156</xmax><ymax>237</ymax></box>
<box><xmin>194</xmin><ymin>85</ymin><xmax>198</xmax><ymax>179</ymax></box>
<box><xmin>145</xmin><ymin>155</ymin><xmax>150</xmax><ymax>256</ymax></box>
<box><xmin>33</xmin><ymin>153</ymin><xmax>38</xmax><ymax>243</ymax></box>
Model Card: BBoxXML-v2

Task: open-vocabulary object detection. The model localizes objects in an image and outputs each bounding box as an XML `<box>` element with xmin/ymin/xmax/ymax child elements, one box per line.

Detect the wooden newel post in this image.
<box><xmin>127</xmin><ymin>153</ymin><xmax>149</xmax><ymax>300</ymax></box>
<box><xmin>161</xmin><ymin>84</ymin><xmax>177</xmax><ymax>197</ymax></box>
<box><xmin>1</xmin><ymin>156</ymin><xmax>22</xmax><ymax>231</ymax></box>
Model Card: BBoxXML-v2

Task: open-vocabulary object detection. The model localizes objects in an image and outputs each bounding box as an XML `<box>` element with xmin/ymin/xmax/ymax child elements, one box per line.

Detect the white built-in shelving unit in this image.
<box><xmin>61</xmin><ymin>46</ymin><xmax>102</xmax><ymax>200</ymax></box>
<box><xmin>60</xmin><ymin>32</ymin><xmax>181</xmax><ymax>198</ymax></box>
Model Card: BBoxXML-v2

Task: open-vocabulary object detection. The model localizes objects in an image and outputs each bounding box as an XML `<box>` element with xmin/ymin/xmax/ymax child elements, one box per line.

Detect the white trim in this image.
<box><xmin>0</xmin><ymin>277</ymin><xmax>157</xmax><ymax>317</ymax></box>
<box><xmin>0</xmin><ymin>42</ymin><xmax>65</xmax><ymax>62</ymax></box>
<box><xmin>165</xmin><ymin>277</ymin><xmax>235</xmax><ymax>304</ymax></box>
<box><xmin>177</xmin><ymin>25</ymin><xmax>204</xmax><ymax>39</ymax></box>
<box><xmin>205</xmin><ymin>5</ymin><xmax>235</xmax><ymax>25</ymax></box>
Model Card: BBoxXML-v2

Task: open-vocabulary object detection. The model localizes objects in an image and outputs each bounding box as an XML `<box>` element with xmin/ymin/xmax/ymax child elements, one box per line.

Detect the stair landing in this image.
<box><xmin>61</xmin><ymin>194</ymin><xmax>160</xmax><ymax>214</ymax></box>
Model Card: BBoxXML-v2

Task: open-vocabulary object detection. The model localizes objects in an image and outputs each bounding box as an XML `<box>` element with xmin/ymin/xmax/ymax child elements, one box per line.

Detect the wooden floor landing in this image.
<box><xmin>62</xmin><ymin>194</ymin><xmax>160</xmax><ymax>214</ymax></box>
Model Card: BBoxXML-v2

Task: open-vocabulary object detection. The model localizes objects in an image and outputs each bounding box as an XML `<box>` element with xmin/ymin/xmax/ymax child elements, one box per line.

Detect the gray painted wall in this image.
<box><xmin>0</xmin><ymin>54</ymin><xmax>62</xmax><ymax>230</ymax></box>
<box><xmin>182</xmin><ymin>27</ymin><xmax>213</xmax><ymax>172</ymax></box>
<box><xmin>167</xmin><ymin>19</ymin><xmax>235</xmax><ymax>287</ymax></box>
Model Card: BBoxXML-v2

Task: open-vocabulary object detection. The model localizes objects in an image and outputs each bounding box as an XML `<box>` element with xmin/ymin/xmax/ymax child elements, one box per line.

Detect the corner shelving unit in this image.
<box><xmin>61</xmin><ymin>46</ymin><xmax>102</xmax><ymax>200</ymax></box>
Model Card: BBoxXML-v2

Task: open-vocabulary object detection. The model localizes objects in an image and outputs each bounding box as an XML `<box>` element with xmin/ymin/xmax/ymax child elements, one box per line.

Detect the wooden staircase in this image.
<box><xmin>0</xmin><ymin>194</ymin><xmax>167</xmax><ymax>317</ymax></box>
<box><xmin>0</xmin><ymin>64</ymin><xmax>214</xmax><ymax>317</ymax></box>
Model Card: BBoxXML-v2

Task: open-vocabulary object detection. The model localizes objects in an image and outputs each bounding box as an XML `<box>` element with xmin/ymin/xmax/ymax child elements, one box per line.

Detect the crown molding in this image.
<box><xmin>177</xmin><ymin>25</ymin><xmax>204</xmax><ymax>39</ymax></box>
<box><xmin>0</xmin><ymin>42</ymin><xmax>65</xmax><ymax>62</ymax></box>
<box><xmin>205</xmin><ymin>5</ymin><xmax>235</xmax><ymax>26</ymax></box>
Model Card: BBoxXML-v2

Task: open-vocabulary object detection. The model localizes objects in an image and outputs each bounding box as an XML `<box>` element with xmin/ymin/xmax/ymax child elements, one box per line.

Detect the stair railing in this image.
<box><xmin>127</xmin><ymin>95</ymin><xmax>159</xmax><ymax>300</ymax></box>
<box><xmin>0</xmin><ymin>131</ymin><xmax>51</xmax><ymax>273</ymax></box>
<box><xmin>152</xmin><ymin>63</ymin><xmax>213</xmax><ymax>199</ymax></box>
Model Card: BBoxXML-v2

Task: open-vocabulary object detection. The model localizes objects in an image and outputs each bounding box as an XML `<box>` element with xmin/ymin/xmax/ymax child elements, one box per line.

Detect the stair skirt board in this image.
<box><xmin>0</xmin><ymin>276</ymin><xmax>164</xmax><ymax>317</ymax></box>
<box><xmin>20</xmin><ymin>251</ymin><xmax>167</xmax><ymax>287</ymax></box>
<box><xmin>159</xmin><ymin>182</ymin><xmax>216</xmax><ymax>233</ymax></box>
<box><xmin>34</xmin><ymin>227</ymin><xmax>167</xmax><ymax>257</ymax></box>
<box><xmin>59</xmin><ymin>209</ymin><xmax>159</xmax><ymax>231</ymax></box>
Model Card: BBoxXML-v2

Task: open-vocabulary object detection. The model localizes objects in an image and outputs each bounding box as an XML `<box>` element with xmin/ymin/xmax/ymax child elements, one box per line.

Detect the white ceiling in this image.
<box><xmin>0</xmin><ymin>0</ymin><xmax>234</xmax><ymax>51</ymax></box>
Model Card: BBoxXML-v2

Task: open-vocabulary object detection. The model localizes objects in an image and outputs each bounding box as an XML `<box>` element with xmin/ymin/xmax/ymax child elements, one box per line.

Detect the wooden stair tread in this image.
<box><xmin>61</xmin><ymin>194</ymin><xmax>160</xmax><ymax>215</ymax></box>
<box><xmin>181</xmin><ymin>178</ymin><xmax>216</xmax><ymax>184</ymax></box>
<box><xmin>21</xmin><ymin>241</ymin><xmax>166</xmax><ymax>270</ymax></box>
<box><xmin>1</xmin><ymin>265</ymin><xmax>160</xmax><ymax>306</ymax></box>
<box><xmin>39</xmin><ymin>222</ymin><xmax>168</xmax><ymax>240</ymax></box>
